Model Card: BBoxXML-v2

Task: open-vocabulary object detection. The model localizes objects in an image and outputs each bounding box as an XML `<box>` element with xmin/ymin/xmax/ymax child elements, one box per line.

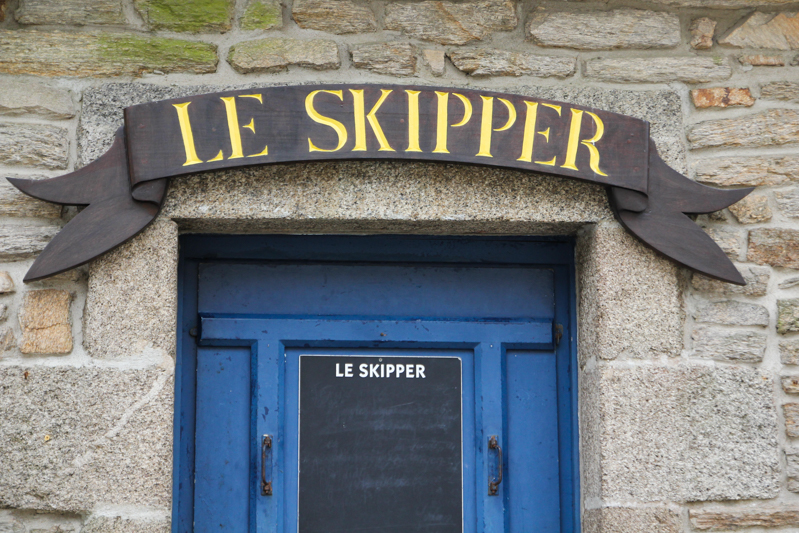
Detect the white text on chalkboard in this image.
<box><xmin>335</xmin><ymin>363</ymin><xmax>426</xmax><ymax>378</ymax></box>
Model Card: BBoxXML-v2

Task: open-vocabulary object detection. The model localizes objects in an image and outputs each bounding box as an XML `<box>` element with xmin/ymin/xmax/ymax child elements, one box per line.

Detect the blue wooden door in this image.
<box><xmin>175</xmin><ymin>236</ymin><xmax>578</xmax><ymax>533</ymax></box>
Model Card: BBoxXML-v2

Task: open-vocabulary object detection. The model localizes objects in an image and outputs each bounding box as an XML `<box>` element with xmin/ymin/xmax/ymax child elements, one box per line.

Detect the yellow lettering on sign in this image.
<box><xmin>518</xmin><ymin>103</ymin><xmax>561</xmax><ymax>165</ymax></box>
<box><xmin>561</xmin><ymin>109</ymin><xmax>608</xmax><ymax>176</ymax></box>
<box><xmin>433</xmin><ymin>92</ymin><xmax>450</xmax><ymax>154</ymax></box>
<box><xmin>477</xmin><ymin>97</ymin><xmax>494</xmax><ymax>158</ymax></box>
<box><xmin>220</xmin><ymin>97</ymin><xmax>245</xmax><ymax>159</ymax></box>
<box><xmin>433</xmin><ymin>92</ymin><xmax>472</xmax><ymax>154</ymax></box>
<box><xmin>350</xmin><ymin>89</ymin><xmax>395</xmax><ymax>152</ymax></box>
<box><xmin>496</xmin><ymin>99</ymin><xmax>516</xmax><ymax>131</ymax></box>
<box><xmin>451</xmin><ymin>94</ymin><xmax>472</xmax><ymax>127</ymax></box>
<box><xmin>476</xmin><ymin>97</ymin><xmax>516</xmax><ymax>158</ymax></box>
<box><xmin>172</xmin><ymin>102</ymin><xmax>203</xmax><ymax>166</ymax></box>
<box><xmin>405</xmin><ymin>90</ymin><xmax>422</xmax><ymax>153</ymax></box>
<box><xmin>219</xmin><ymin>94</ymin><xmax>269</xmax><ymax>160</ymax></box>
<box><xmin>305</xmin><ymin>90</ymin><xmax>348</xmax><ymax>153</ymax></box>
<box><xmin>241</xmin><ymin>94</ymin><xmax>269</xmax><ymax>157</ymax></box>
<box><xmin>351</xmin><ymin>90</ymin><xmax>367</xmax><ymax>151</ymax></box>
<box><xmin>241</xmin><ymin>94</ymin><xmax>263</xmax><ymax>104</ymax></box>
<box><xmin>581</xmin><ymin>111</ymin><xmax>607</xmax><ymax>176</ymax></box>
<box><xmin>517</xmin><ymin>102</ymin><xmax>538</xmax><ymax>163</ymax></box>
<box><xmin>536</xmin><ymin>104</ymin><xmax>561</xmax><ymax>166</ymax></box>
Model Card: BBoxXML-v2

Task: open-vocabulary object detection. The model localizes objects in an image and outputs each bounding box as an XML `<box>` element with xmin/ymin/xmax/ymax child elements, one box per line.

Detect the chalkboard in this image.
<box><xmin>298</xmin><ymin>355</ymin><xmax>463</xmax><ymax>533</ymax></box>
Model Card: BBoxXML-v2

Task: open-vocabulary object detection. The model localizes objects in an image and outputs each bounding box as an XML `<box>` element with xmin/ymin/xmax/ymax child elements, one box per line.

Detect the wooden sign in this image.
<box><xmin>299</xmin><ymin>355</ymin><xmax>462</xmax><ymax>533</ymax></box>
<box><xmin>7</xmin><ymin>84</ymin><xmax>752</xmax><ymax>284</ymax></box>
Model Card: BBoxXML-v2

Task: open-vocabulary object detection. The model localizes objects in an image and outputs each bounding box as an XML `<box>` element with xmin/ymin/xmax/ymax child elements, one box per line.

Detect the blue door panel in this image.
<box><xmin>504</xmin><ymin>350</ymin><xmax>560</xmax><ymax>532</ymax></box>
<box><xmin>198</xmin><ymin>264</ymin><xmax>554</xmax><ymax>320</ymax></box>
<box><xmin>194</xmin><ymin>347</ymin><xmax>252</xmax><ymax>533</ymax></box>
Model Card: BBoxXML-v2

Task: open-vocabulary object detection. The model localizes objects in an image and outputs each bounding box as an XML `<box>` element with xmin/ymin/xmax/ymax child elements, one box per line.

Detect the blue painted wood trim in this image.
<box><xmin>555</xmin><ymin>264</ymin><xmax>581</xmax><ymax>533</ymax></box>
<box><xmin>199</xmin><ymin>316</ymin><xmax>554</xmax><ymax>348</ymax></box>
<box><xmin>173</xmin><ymin>257</ymin><xmax>198</xmax><ymax>533</ymax></box>
<box><xmin>180</xmin><ymin>234</ymin><xmax>575</xmax><ymax>267</ymax></box>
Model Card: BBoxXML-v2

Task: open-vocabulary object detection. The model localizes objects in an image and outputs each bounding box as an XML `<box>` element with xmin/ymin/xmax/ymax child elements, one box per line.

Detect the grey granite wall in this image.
<box><xmin>1</xmin><ymin>1</ymin><xmax>799</xmax><ymax>531</ymax></box>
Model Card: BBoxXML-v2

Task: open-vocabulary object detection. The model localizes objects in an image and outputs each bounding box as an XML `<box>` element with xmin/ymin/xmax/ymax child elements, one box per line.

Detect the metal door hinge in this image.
<box><xmin>554</xmin><ymin>324</ymin><xmax>563</xmax><ymax>347</ymax></box>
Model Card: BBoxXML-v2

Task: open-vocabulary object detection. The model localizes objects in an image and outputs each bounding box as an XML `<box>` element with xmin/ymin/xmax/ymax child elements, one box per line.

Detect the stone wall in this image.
<box><xmin>0</xmin><ymin>1</ymin><xmax>798</xmax><ymax>532</ymax></box>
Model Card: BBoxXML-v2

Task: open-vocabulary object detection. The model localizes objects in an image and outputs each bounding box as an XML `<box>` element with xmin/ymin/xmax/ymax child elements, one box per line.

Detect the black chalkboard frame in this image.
<box><xmin>297</xmin><ymin>353</ymin><xmax>465</xmax><ymax>533</ymax></box>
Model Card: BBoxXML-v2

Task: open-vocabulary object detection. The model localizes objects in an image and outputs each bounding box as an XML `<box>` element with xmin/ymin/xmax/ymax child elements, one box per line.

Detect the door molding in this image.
<box><xmin>175</xmin><ymin>235</ymin><xmax>579</xmax><ymax>533</ymax></box>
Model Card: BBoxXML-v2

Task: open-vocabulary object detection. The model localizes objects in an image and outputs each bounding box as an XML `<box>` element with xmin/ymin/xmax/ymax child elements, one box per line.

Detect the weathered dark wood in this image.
<box><xmin>609</xmin><ymin>140</ymin><xmax>751</xmax><ymax>285</ymax></box>
<box><xmin>6</xmin><ymin>84</ymin><xmax>750</xmax><ymax>284</ymax></box>
<box><xmin>7</xmin><ymin>129</ymin><xmax>165</xmax><ymax>282</ymax></box>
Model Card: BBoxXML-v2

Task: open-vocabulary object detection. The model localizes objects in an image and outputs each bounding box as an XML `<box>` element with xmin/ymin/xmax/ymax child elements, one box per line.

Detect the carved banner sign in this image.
<box><xmin>8</xmin><ymin>84</ymin><xmax>751</xmax><ymax>283</ymax></box>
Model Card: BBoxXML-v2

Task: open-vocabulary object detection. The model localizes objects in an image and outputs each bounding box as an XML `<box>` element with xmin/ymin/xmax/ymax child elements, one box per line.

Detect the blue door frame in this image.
<box><xmin>174</xmin><ymin>235</ymin><xmax>580</xmax><ymax>533</ymax></box>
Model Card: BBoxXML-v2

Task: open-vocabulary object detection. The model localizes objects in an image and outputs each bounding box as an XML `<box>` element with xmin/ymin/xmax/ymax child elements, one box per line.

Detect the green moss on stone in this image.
<box><xmin>98</xmin><ymin>34</ymin><xmax>218</xmax><ymax>72</ymax></box>
<box><xmin>241</xmin><ymin>0</ymin><xmax>282</xmax><ymax>31</ymax></box>
<box><xmin>134</xmin><ymin>0</ymin><xmax>234</xmax><ymax>33</ymax></box>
